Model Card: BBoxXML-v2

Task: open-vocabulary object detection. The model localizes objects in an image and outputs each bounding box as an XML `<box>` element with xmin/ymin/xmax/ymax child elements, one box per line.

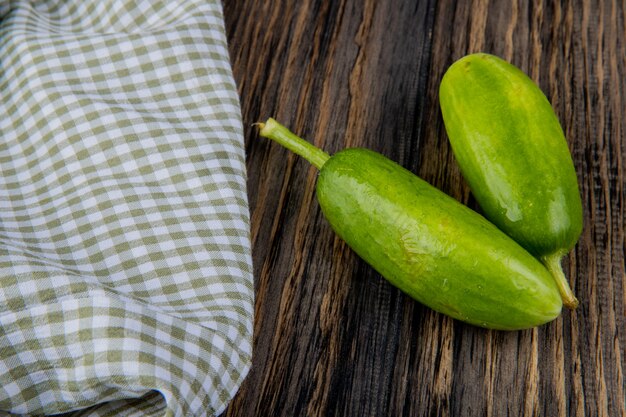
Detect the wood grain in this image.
<box><xmin>222</xmin><ymin>0</ymin><xmax>625</xmax><ymax>416</ymax></box>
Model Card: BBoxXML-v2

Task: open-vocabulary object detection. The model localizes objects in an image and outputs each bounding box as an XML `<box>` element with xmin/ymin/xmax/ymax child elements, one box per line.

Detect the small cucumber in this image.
<box><xmin>257</xmin><ymin>118</ymin><xmax>562</xmax><ymax>330</ymax></box>
<box><xmin>439</xmin><ymin>53</ymin><xmax>583</xmax><ymax>309</ymax></box>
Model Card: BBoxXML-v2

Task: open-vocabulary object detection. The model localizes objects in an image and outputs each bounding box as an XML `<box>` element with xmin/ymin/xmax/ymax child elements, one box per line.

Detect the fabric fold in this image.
<box><xmin>0</xmin><ymin>1</ymin><xmax>253</xmax><ymax>415</ymax></box>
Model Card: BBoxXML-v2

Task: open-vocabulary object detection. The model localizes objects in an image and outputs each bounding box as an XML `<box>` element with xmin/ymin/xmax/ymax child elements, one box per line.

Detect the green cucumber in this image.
<box><xmin>439</xmin><ymin>53</ymin><xmax>583</xmax><ymax>309</ymax></box>
<box><xmin>257</xmin><ymin>118</ymin><xmax>562</xmax><ymax>330</ymax></box>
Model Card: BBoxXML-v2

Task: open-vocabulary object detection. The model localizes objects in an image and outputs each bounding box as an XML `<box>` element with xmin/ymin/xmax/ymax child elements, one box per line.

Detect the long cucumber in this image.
<box><xmin>257</xmin><ymin>118</ymin><xmax>562</xmax><ymax>330</ymax></box>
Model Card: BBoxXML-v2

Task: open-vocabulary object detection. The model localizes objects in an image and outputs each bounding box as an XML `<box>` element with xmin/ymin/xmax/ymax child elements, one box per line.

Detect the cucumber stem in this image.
<box><xmin>541</xmin><ymin>253</ymin><xmax>579</xmax><ymax>309</ymax></box>
<box><xmin>256</xmin><ymin>118</ymin><xmax>330</xmax><ymax>170</ymax></box>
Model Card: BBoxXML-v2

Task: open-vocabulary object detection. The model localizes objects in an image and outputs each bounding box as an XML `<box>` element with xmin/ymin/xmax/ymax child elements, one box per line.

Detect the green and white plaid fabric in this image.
<box><xmin>0</xmin><ymin>1</ymin><xmax>253</xmax><ymax>416</ymax></box>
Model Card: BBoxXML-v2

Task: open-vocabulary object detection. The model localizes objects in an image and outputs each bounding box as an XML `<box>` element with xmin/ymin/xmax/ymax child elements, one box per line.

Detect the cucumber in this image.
<box><xmin>257</xmin><ymin>118</ymin><xmax>562</xmax><ymax>330</ymax></box>
<box><xmin>439</xmin><ymin>53</ymin><xmax>583</xmax><ymax>309</ymax></box>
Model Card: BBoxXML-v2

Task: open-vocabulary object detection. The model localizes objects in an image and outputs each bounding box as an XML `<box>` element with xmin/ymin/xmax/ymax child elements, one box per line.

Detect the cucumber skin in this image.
<box><xmin>316</xmin><ymin>148</ymin><xmax>562</xmax><ymax>330</ymax></box>
<box><xmin>439</xmin><ymin>53</ymin><xmax>583</xmax><ymax>258</ymax></box>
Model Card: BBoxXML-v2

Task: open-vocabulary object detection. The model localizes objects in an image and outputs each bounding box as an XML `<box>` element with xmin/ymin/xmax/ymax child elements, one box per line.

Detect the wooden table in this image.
<box><xmin>222</xmin><ymin>1</ymin><xmax>625</xmax><ymax>416</ymax></box>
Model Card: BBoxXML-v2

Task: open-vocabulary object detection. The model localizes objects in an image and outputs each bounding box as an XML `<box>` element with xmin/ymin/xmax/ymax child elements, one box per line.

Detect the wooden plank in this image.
<box><xmin>222</xmin><ymin>0</ymin><xmax>625</xmax><ymax>416</ymax></box>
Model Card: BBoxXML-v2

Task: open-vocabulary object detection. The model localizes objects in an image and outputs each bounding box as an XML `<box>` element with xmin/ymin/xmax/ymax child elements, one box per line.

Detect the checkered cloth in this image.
<box><xmin>0</xmin><ymin>1</ymin><xmax>253</xmax><ymax>416</ymax></box>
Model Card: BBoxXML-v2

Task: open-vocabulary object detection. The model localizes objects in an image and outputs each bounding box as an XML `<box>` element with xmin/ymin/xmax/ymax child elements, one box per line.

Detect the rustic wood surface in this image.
<box><xmin>222</xmin><ymin>0</ymin><xmax>625</xmax><ymax>416</ymax></box>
